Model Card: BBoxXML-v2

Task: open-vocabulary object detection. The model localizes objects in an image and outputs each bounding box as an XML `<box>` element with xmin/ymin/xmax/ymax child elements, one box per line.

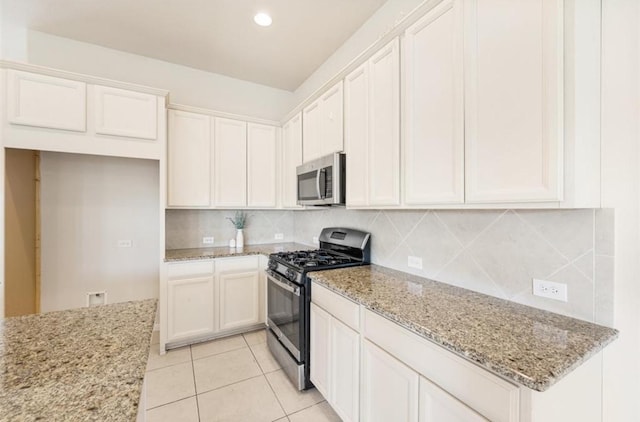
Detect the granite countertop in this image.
<box><xmin>164</xmin><ymin>242</ymin><xmax>312</xmax><ymax>262</ymax></box>
<box><xmin>0</xmin><ymin>299</ymin><xmax>157</xmax><ymax>421</ymax></box>
<box><xmin>309</xmin><ymin>265</ymin><xmax>618</xmax><ymax>392</ymax></box>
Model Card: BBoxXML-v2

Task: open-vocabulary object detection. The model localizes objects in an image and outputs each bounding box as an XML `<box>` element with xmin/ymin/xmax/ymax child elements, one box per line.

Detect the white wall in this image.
<box><xmin>292</xmin><ymin>0</ymin><xmax>424</xmax><ymax>105</ymax></box>
<box><xmin>600</xmin><ymin>0</ymin><xmax>640</xmax><ymax>419</ymax></box>
<box><xmin>40</xmin><ymin>152</ymin><xmax>159</xmax><ymax>312</ymax></box>
<box><xmin>1</xmin><ymin>29</ymin><xmax>294</xmax><ymax>121</ymax></box>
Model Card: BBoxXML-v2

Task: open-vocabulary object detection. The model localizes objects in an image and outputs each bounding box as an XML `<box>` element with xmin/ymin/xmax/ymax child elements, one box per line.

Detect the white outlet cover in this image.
<box><xmin>408</xmin><ymin>256</ymin><xmax>423</xmax><ymax>270</ymax></box>
<box><xmin>532</xmin><ymin>278</ymin><xmax>568</xmax><ymax>302</ymax></box>
<box><xmin>117</xmin><ymin>240</ymin><xmax>132</xmax><ymax>248</ymax></box>
<box><xmin>312</xmin><ymin>236</ymin><xmax>319</xmax><ymax>244</ymax></box>
<box><xmin>274</xmin><ymin>233</ymin><xmax>284</xmax><ymax>240</ymax></box>
<box><xmin>203</xmin><ymin>237</ymin><xmax>215</xmax><ymax>245</ymax></box>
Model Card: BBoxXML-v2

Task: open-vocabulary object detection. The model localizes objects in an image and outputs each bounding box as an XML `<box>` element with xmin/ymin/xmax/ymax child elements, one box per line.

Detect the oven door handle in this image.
<box><xmin>267</xmin><ymin>272</ymin><xmax>301</xmax><ymax>296</ymax></box>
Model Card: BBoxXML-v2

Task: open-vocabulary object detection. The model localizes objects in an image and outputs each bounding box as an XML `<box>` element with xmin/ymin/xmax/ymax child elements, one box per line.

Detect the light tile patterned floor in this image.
<box><xmin>146</xmin><ymin>329</ymin><xmax>342</xmax><ymax>422</ymax></box>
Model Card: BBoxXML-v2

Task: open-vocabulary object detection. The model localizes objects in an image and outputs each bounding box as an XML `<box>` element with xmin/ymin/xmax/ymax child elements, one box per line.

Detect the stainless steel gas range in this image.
<box><xmin>265</xmin><ymin>227</ymin><xmax>371</xmax><ymax>390</ymax></box>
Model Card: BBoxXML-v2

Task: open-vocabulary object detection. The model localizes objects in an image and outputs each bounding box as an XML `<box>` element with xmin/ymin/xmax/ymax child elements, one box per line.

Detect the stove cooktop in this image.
<box><xmin>270</xmin><ymin>249</ymin><xmax>359</xmax><ymax>271</ymax></box>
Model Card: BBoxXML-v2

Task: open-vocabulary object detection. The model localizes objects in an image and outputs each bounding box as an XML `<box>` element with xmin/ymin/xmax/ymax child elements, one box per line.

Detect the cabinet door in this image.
<box><xmin>404</xmin><ymin>0</ymin><xmax>464</xmax><ymax>204</ymax></box>
<box><xmin>344</xmin><ymin>63</ymin><xmax>369</xmax><ymax>207</ymax></box>
<box><xmin>7</xmin><ymin>70</ymin><xmax>86</xmax><ymax>132</ymax></box>
<box><xmin>320</xmin><ymin>80</ymin><xmax>344</xmax><ymax>156</ymax></box>
<box><xmin>362</xmin><ymin>340</ymin><xmax>419</xmax><ymax>422</ymax></box>
<box><xmin>167</xmin><ymin>276</ymin><xmax>215</xmax><ymax>342</ymax></box>
<box><xmin>214</xmin><ymin>117</ymin><xmax>247</xmax><ymax>207</ymax></box>
<box><xmin>302</xmin><ymin>100</ymin><xmax>321</xmax><ymax>162</ymax></box>
<box><xmin>218</xmin><ymin>270</ymin><xmax>260</xmax><ymax>331</ymax></box>
<box><xmin>282</xmin><ymin>113</ymin><xmax>302</xmax><ymax>208</ymax></box>
<box><xmin>330</xmin><ymin>318</ymin><xmax>360</xmax><ymax>422</ymax></box>
<box><xmin>310</xmin><ymin>303</ymin><xmax>331</xmax><ymax>399</ymax></box>
<box><xmin>167</xmin><ymin>110</ymin><xmax>211</xmax><ymax>206</ymax></box>
<box><xmin>247</xmin><ymin>123</ymin><xmax>277</xmax><ymax>207</ymax></box>
<box><xmin>419</xmin><ymin>376</ymin><xmax>487</xmax><ymax>422</ymax></box>
<box><xmin>93</xmin><ymin>85</ymin><xmax>157</xmax><ymax>139</ymax></box>
<box><xmin>368</xmin><ymin>38</ymin><xmax>400</xmax><ymax>206</ymax></box>
<box><xmin>464</xmin><ymin>0</ymin><xmax>563</xmax><ymax>203</ymax></box>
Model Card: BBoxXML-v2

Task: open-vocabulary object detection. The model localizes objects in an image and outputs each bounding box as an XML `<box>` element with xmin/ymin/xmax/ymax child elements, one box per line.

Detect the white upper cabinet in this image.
<box><xmin>93</xmin><ymin>85</ymin><xmax>157</xmax><ymax>140</ymax></box>
<box><xmin>303</xmin><ymin>80</ymin><xmax>344</xmax><ymax>162</ymax></box>
<box><xmin>464</xmin><ymin>0</ymin><xmax>563</xmax><ymax>203</ymax></box>
<box><xmin>7</xmin><ymin>70</ymin><xmax>86</xmax><ymax>132</ymax></box>
<box><xmin>345</xmin><ymin>38</ymin><xmax>400</xmax><ymax>207</ymax></box>
<box><xmin>247</xmin><ymin>123</ymin><xmax>278</xmax><ymax>208</ymax></box>
<box><xmin>213</xmin><ymin>117</ymin><xmax>247</xmax><ymax>207</ymax></box>
<box><xmin>403</xmin><ymin>0</ymin><xmax>464</xmax><ymax>205</ymax></box>
<box><xmin>167</xmin><ymin>110</ymin><xmax>211</xmax><ymax>207</ymax></box>
<box><xmin>282</xmin><ymin>113</ymin><xmax>303</xmax><ymax>208</ymax></box>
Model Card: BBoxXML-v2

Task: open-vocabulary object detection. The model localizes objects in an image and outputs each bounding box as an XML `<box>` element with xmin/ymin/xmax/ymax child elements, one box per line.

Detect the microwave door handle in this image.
<box><xmin>317</xmin><ymin>168</ymin><xmax>326</xmax><ymax>199</ymax></box>
<box><xmin>316</xmin><ymin>169</ymin><xmax>322</xmax><ymax>199</ymax></box>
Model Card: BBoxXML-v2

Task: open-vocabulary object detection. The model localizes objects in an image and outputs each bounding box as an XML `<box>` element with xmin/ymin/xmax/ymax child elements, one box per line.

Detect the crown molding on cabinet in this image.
<box><xmin>168</xmin><ymin>103</ymin><xmax>280</xmax><ymax>126</ymax></box>
<box><xmin>0</xmin><ymin>60</ymin><xmax>171</xmax><ymax>99</ymax></box>
<box><xmin>280</xmin><ymin>0</ymin><xmax>441</xmax><ymax>124</ymax></box>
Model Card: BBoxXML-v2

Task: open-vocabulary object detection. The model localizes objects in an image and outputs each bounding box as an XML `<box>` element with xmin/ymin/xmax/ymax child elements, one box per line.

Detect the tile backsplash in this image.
<box><xmin>166</xmin><ymin>209</ymin><xmax>295</xmax><ymax>249</ymax></box>
<box><xmin>293</xmin><ymin>208</ymin><xmax>614</xmax><ymax>325</ymax></box>
<box><xmin>166</xmin><ymin>207</ymin><xmax>614</xmax><ymax>325</ymax></box>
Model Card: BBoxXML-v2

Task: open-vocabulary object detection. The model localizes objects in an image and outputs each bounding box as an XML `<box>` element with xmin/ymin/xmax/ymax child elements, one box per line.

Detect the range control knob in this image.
<box><xmin>267</xmin><ymin>259</ymin><xmax>278</xmax><ymax>270</ymax></box>
<box><xmin>286</xmin><ymin>269</ymin><xmax>297</xmax><ymax>282</ymax></box>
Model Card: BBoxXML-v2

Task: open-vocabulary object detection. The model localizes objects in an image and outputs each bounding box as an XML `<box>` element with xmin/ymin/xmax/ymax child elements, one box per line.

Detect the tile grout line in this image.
<box><xmin>189</xmin><ymin>345</ymin><xmax>202</xmax><ymax>422</ymax></box>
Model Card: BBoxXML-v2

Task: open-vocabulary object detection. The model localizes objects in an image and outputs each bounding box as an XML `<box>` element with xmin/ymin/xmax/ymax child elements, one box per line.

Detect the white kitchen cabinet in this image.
<box><xmin>361</xmin><ymin>339</ymin><xmax>420</xmax><ymax>422</ymax></box>
<box><xmin>247</xmin><ymin>123</ymin><xmax>277</xmax><ymax>208</ymax></box>
<box><xmin>213</xmin><ymin>117</ymin><xmax>247</xmax><ymax>207</ymax></box>
<box><xmin>419</xmin><ymin>376</ymin><xmax>487</xmax><ymax>422</ymax></box>
<box><xmin>218</xmin><ymin>270</ymin><xmax>260</xmax><ymax>331</ymax></box>
<box><xmin>344</xmin><ymin>38</ymin><xmax>400</xmax><ymax>207</ymax></box>
<box><xmin>281</xmin><ymin>113</ymin><xmax>303</xmax><ymax>208</ymax></box>
<box><xmin>167</xmin><ymin>110</ymin><xmax>211</xmax><ymax>207</ymax></box>
<box><xmin>7</xmin><ymin>69</ymin><xmax>86</xmax><ymax>132</ymax></box>
<box><xmin>464</xmin><ymin>0</ymin><xmax>563</xmax><ymax>203</ymax></box>
<box><xmin>166</xmin><ymin>261</ymin><xmax>215</xmax><ymax>343</ymax></box>
<box><xmin>93</xmin><ymin>85</ymin><xmax>158</xmax><ymax>139</ymax></box>
<box><xmin>310</xmin><ymin>303</ymin><xmax>331</xmax><ymax>398</ymax></box>
<box><xmin>302</xmin><ymin>80</ymin><xmax>344</xmax><ymax>162</ymax></box>
<box><xmin>403</xmin><ymin>0</ymin><xmax>464</xmax><ymax>205</ymax></box>
<box><xmin>310</xmin><ymin>283</ymin><xmax>360</xmax><ymax>422</ymax></box>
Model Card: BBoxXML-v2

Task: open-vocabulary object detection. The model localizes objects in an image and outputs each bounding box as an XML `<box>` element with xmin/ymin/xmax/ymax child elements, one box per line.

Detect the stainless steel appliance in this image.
<box><xmin>296</xmin><ymin>152</ymin><xmax>346</xmax><ymax>206</ymax></box>
<box><xmin>266</xmin><ymin>227</ymin><xmax>371</xmax><ymax>390</ymax></box>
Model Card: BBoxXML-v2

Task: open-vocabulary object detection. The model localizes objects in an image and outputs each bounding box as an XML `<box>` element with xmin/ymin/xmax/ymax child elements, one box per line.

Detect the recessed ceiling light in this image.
<box><xmin>254</xmin><ymin>12</ymin><xmax>272</xmax><ymax>27</ymax></box>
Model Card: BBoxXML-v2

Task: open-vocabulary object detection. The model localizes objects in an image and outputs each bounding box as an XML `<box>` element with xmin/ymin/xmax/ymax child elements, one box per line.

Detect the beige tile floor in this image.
<box><xmin>145</xmin><ymin>329</ymin><xmax>342</xmax><ymax>422</ymax></box>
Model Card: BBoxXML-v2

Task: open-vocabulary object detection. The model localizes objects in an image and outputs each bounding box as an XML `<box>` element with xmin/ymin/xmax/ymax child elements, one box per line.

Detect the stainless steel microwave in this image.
<box><xmin>296</xmin><ymin>153</ymin><xmax>345</xmax><ymax>206</ymax></box>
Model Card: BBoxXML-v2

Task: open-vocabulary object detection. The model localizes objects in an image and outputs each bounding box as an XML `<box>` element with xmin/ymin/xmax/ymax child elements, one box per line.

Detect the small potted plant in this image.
<box><xmin>227</xmin><ymin>211</ymin><xmax>247</xmax><ymax>248</ymax></box>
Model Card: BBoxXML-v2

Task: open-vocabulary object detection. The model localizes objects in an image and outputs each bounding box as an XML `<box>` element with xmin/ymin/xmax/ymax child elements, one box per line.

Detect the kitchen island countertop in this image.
<box><xmin>0</xmin><ymin>299</ymin><xmax>157</xmax><ymax>421</ymax></box>
<box><xmin>164</xmin><ymin>242</ymin><xmax>312</xmax><ymax>262</ymax></box>
<box><xmin>310</xmin><ymin>265</ymin><xmax>618</xmax><ymax>392</ymax></box>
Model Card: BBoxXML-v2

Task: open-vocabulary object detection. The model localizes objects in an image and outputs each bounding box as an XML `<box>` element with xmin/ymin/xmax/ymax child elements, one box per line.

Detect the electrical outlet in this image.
<box><xmin>408</xmin><ymin>256</ymin><xmax>423</xmax><ymax>270</ymax></box>
<box><xmin>117</xmin><ymin>240</ymin><xmax>132</xmax><ymax>248</ymax></box>
<box><xmin>532</xmin><ymin>279</ymin><xmax>568</xmax><ymax>302</ymax></box>
<box><xmin>274</xmin><ymin>233</ymin><xmax>284</xmax><ymax>240</ymax></box>
<box><xmin>312</xmin><ymin>236</ymin><xmax>319</xmax><ymax>245</ymax></box>
<box><xmin>202</xmin><ymin>237</ymin><xmax>215</xmax><ymax>245</ymax></box>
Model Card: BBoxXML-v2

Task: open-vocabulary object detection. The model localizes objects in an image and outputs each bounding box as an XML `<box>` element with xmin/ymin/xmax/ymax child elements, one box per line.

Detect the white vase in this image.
<box><xmin>236</xmin><ymin>229</ymin><xmax>244</xmax><ymax>248</ymax></box>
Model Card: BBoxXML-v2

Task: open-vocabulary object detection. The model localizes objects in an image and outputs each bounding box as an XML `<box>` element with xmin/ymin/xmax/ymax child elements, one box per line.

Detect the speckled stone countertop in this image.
<box><xmin>310</xmin><ymin>265</ymin><xmax>618</xmax><ymax>392</ymax></box>
<box><xmin>164</xmin><ymin>242</ymin><xmax>312</xmax><ymax>262</ymax></box>
<box><xmin>0</xmin><ymin>299</ymin><xmax>157</xmax><ymax>421</ymax></box>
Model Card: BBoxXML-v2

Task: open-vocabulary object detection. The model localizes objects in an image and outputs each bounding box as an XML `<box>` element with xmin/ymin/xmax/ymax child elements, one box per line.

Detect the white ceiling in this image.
<box><xmin>3</xmin><ymin>0</ymin><xmax>388</xmax><ymax>91</ymax></box>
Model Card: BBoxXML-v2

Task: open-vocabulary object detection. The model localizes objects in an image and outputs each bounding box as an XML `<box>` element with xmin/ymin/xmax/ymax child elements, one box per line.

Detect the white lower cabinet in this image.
<box><xmin>309</xmin><ymin>303</ymin><xmax>331</xmax><ymax>398</ymax></box>
<box><xmin>164</xmin><ymin>256</ymin><xmax>265</xmax><ymax>347</ymax></box>
<box><xmin>419</xmin><ymin>376</ymin><xmax>487</xmax><ymax>422</ymax></box>
<box><xmin>362</xmin><ymin>339</ymin><xmax>419</xmax><ymax>422</ymax></box>
<box><xmin>329</xmin><ymin>318</ymin><xmax>360</xmax><ymax>422</ymax></box>
<box><xmin>218</xmin><ymin>270</ymin><xmax>260</xmax><ymax>331</ymax></box>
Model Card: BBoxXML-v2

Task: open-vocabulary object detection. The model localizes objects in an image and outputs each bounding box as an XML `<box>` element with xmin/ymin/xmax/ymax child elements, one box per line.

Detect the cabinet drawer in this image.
<box><xmin>311</xmin><ymin>282</ymin><xmax>359</xmax><ymax>330</ymax></box>
<box><xmin>167</xmin><ymin>261</ymin><xmax>214</xmax><ymax>279</ymax></box>
<box><xmin>363</xmin><ymin>309</ymin><xmax>519</xmax><ymax>422</ymax></box>
<box><xmin>215</xmin><ymin>255</ymin><xmax>259</xmax><ymax>273</ymax></box>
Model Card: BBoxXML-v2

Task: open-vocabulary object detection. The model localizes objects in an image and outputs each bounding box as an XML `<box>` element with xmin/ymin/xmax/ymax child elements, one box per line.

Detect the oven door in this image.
<box><xmin>266</xmin><ymin>270</ymin><xmax>303</xmax><ymax>361</ymax></box>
